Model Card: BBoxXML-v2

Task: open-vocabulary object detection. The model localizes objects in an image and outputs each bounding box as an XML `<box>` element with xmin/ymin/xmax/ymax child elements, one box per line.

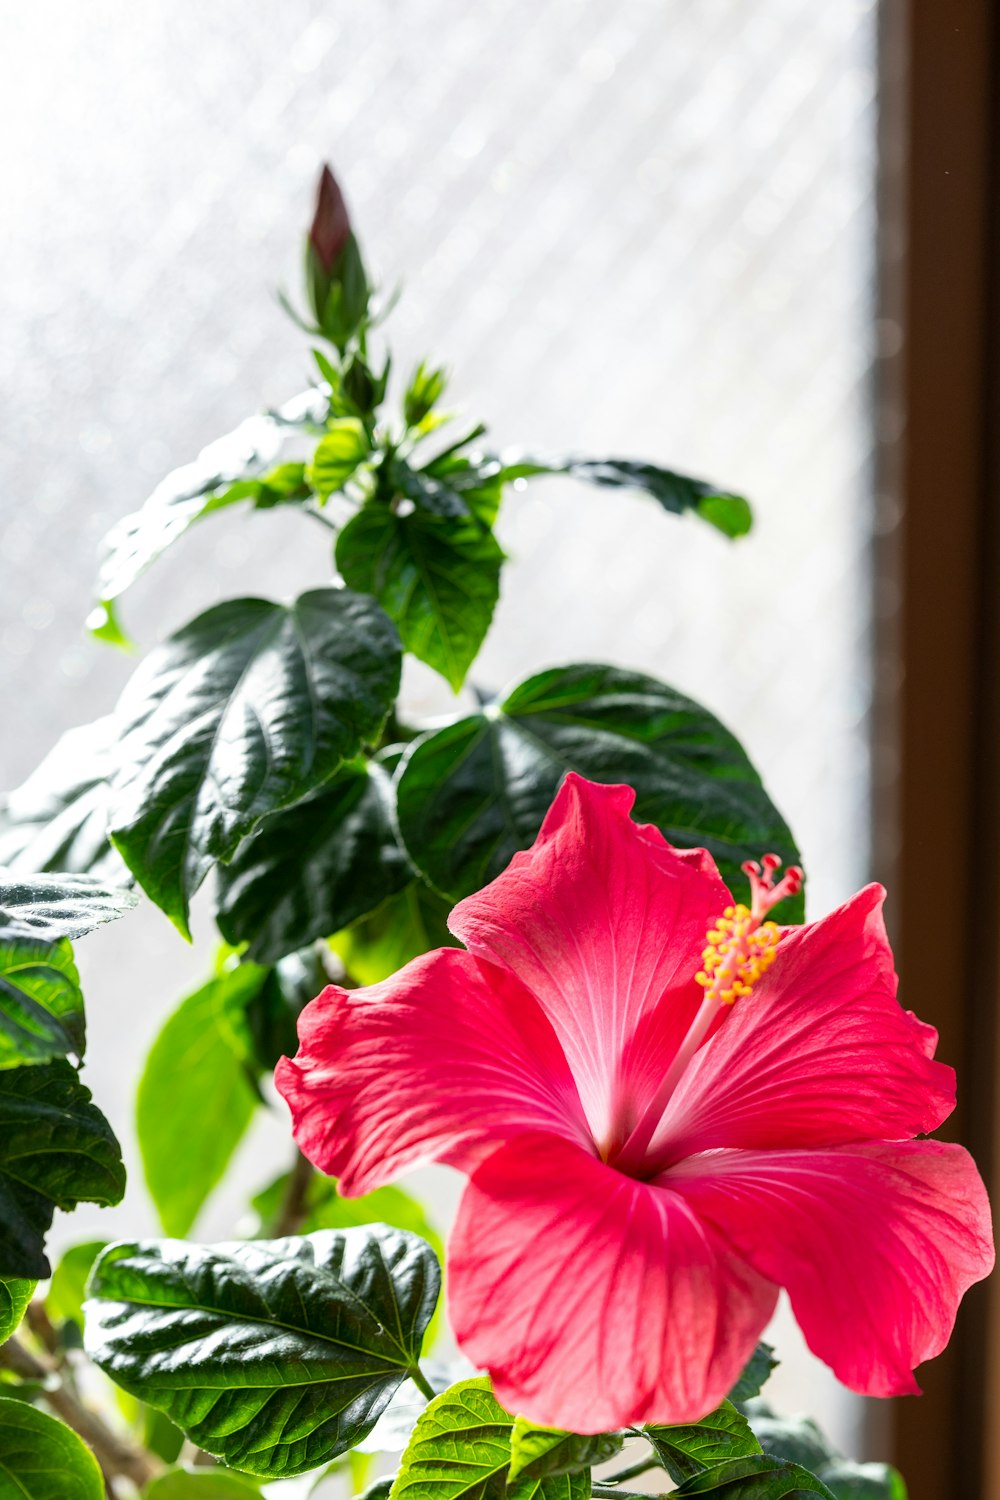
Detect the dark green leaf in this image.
<box><xmin>109</xmin><ymin>588</ymin><xmax>401</xmax><ymax>935</ymax></box>
<box><xmin>817</xmin><ymin>1463</ymin><xmax>907</xmax><ymax>1500</ymax></box>
<box><xmin>307</xmin><ymin>419</ymin><xmax>371</xmax><ymax>499</ymax></box>
<box><xmin>45</xmin><ymin>1241</ymin><xmax>106</xmax><ymax>1331</ymax></box>
<box><xmin>84</xmin><ymin>1228</ymin><xmax>441</xmax><ymax>1478</ymax></box>
<box><xmin>747</xmin><ymin>1413</ymin><xmax>834</xmax><ymax>1473</ymax></box>
<box><xmin>0</xmin><ymin>874</ymin><xmax>136</xmax><ymax>943</ymax></box>
<box><xmin>242</xmin><ymin>948</ymin><xmax>327</xmax><ymax>1074</ymax></box>
<box><xmin>0</xmin><ymin>1397</ymin><xmax>104</xmax><ymax>1499</ymax></box>
<box><xmin>136</xmin><ymin>966</ymin><xmax>265</xmax><ymax>1236</ymax></box>
<box><xmin>498</xmin><ymin>455</ymin><xmax>752</xmax><ymax>539</ymax></box>
<box><xmin>0</xmin><ymin>719</ymin><xmax>125</xmax><ymax>881</ymax></box>
<box><xmin>646</xmin><ymin>1402</ymin><xmax>761</xmax><ymax>1484</ymax></box>
<box><xmin>362</xmin><ymin>1480</ymin><xmax>397</xmax><ymax>1500</ymax></box>
<box><xmin>395</xmin><ymin>665</ymin><xmax>803</xmax><ymax>918</ymax></box>
<box><xmin>0</xmin><ymin>1279</ymin><xmax>34</xmax><ymax>1343</ymax></box>
<box><xmin>143</xmin><ymin>1470</ymin><xmax>263</xmax><ymax>1499</ymax></box>
<box><xmin>729</xmin><ymin>1344</ymin><xmax>778</xmax><ymax>1405</ymax></box>
<box><xmin>673</xmin><ymin>1455</ymin><xmax>835</xmax><ymax>1496</ymax></box>
<box><xmin>0</xmin><ymin>1059</ymin><xmax>125</xmax><ymax>1279</ymax></box>
<box><xmin>0</xmin><ymin>935</ymin><xmax>85</xmax><ymax>1069</ymax></box>
<box><xmin>94</xmin><ymin>391</ymin><xmax>327</xmax><ymax>607</ymax></box>
<box><xmin>337</xmin><ymin>502</ymin><xmax>502</xmax><ymax>691</ymax></box>
<box><xmin>330</xmin><ymin>882</ymin><xmax>457</xmax><ymax>986</ymax></box>
<box><xmin>216</xmin><ymin>758</ymin><xmax>410</xmax><ymax>965</ymax></box>
<box><xmin>508</xmin><ymin>1419</ymin><xmax>623</xmax><ymax>1480</ymax></box>
<box><xmin>390</xmin><ymin>1378</ymin><xmax>588</xmax><ymax>1500</ymax></box>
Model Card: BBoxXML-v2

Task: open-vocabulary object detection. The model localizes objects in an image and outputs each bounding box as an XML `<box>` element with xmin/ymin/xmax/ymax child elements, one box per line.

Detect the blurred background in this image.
<box><xmin>3</xmin><ymin>3</ymin><xmax>998</xmax><ymax>1496</ymax></box>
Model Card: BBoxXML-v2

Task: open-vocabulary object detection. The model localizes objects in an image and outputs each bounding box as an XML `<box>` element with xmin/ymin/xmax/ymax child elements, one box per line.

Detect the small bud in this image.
<box><xmin>404</xmin><ymin>361</ymin><xmax>448</xmax><ymax>427</ymax></box>
<box><xmin>304</xmin><ymin>162</ymin><xmax>370</xmax><ymax>350</ymax></box>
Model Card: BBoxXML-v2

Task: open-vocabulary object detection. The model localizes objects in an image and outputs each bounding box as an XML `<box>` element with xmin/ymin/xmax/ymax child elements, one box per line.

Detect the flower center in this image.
<box><xmin>609</xmin><ymin>854</ymin><xmax>802</xmax><ymax>1176</ymax></box>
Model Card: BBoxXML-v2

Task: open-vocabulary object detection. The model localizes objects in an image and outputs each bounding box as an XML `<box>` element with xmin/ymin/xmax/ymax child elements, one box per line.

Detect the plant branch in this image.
<box><xmin>409</xmin><ymin>1363</ymin><xmax>436</xmax><ymax>1401</ymax></box>
<box><xmin>0</xmin><ymin>1333</ymin><xmax>161</xmax><ymax>1488</ymax></box>
<box><xmin>273</xmin><ymin>1146</ymin><xmax>316</xmax><ymax>1236</ymax></box>
<box><xmin>592</xmin><ymin>1487</ymin><xmax>654</xmax><ymax>1499</ymax></box>
<box><xmin>602</xmin><ymin>1458</ymin><xmax>660</xmax><ymax>1485</ymax></box>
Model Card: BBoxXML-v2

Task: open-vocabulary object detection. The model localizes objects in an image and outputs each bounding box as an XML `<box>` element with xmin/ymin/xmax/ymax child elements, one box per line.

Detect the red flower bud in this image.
<box><xmin>309</xmin><ymin>164</ymin><xmax>351</xmax><ymax>274</ymax></box>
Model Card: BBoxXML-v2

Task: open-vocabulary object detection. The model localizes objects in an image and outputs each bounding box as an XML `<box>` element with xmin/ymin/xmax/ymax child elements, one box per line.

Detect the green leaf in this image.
<box><xmin>94</xmin><ymin>390</ymin><xmax>327</xmax><ymax>607</ymax></box>
<box><xmin>0</xmin><ymin>719</ymin><xmax>126</xmax><ymax>882</ymax></box>
<box><xmin>109</xmin><ymin>588</ymin><xmax>402</xmax><ymax>935</ymax></box>
<box><xmin>250</xmin><ymin>1173</ymin><xmax>443</xmax><ymax>1263</ymax></box>
<box><xmin>45</xmin><ymin>1241</ymin><xmax>106</xmax><ymax>1330</ymax></box>
<box><xmin>508</xmin><ymin>1418</ymin><xmax>623</xmax><ymax>1480</ymax></box>
<box><xmin>499</xmin><ymin>455</ymin><xmax>752</xmax><ymax>538</ymax></box>
<box><xmin>390</xmin><ymin>1378</ymin><xmax>588</xmax><ymax>1500</ymax></box>
<box><xmin>729</xmin><ymin>1343</ymin><xmax>778</xmax><ymax>1405</ymax></box>
<box><xmin>216</xmin><ymin>758</ymin><xmax>410</xmax><ymax>965</ymax></box>
<box><xmin>395</xmin><ymin>665</ymin><xmax>803</xmax><ymax>918</ymax></box>
<box><xmin>136</xmin><ymin>966</ymin><xmax>265</xmax><ymax>1236</ymax></box>
<box><xmin>307</xmin><ymin>419</ymin><xmax>371</xmax><ymax>499</ymax></box>
<box><xmin>0</xmin><ymin>1060</ymin><xmax>125</xmax><ymax>1278</ymax></box>
<box><xmin>646</xmin><ymin>1402</ymin><xmax>762</xmax><ymax>1484</ymax></box>
<box><xmin>143</xmin><ymin>1470</ymin><xmax>263</xmax><ymax>1499</ymax></box>
<box><xmin>84</xmin><ymin>1228</ymin><xmax>441</xmax><ymax>1478</ymax></box>
<box><xmin>817</xmin><ymin>1464</ymin><xmax>907</xmax><ymax>1500</ymax></box>
<box><xmin>85</xmin><ymin>598</ymin><xmax>136</xmax><ymax>651</ymax></box>
<box><xmin>0</xmin><ymin>874</ymin><xmax>136</xmax><ymax>943</ymax></box>
<box><xmin>337</xmin><ymin>501</ymin><xmax>503</xmax><ymax>691</ymax></box>
<box><xmin>0</xmin><ymin>1397</ymin><xmax>104</xmax><ymax>1499</ymax></box>
<box><xmin>672</xmin><ymin>1455</ymin><xmax>835</xmax><ymax>1496</ymax></box>
<box><xmin>0</xmin><ymin>1279</ymin><xmax>34</xmax><ymax>1343</ymax></box>
<box><xmin>241</xmin><ymin>948</ymin><xmax>327</xmax><ymax>1074</ymax></box>
<box><xmin>404</xmin><ymin>363</ymin><xmax>448</xmax><ymax>428</ymax></box>
<box><xmin>0</xmin><ymin>935</ymin><xmax>85</xmax><ymax>1069</ymax></box>
<box><xmin>746</xmin><ymin>1413</ymin><xmax>834</xmax><ymax>1472</ymax></box>
<box><xmin>330</xmin><ymin>882</ymin><xmax>457</xmax><ymax>986</ymax></box>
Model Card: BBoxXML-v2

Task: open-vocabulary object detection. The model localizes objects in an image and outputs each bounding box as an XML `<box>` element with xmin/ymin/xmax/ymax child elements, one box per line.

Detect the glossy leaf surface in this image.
<box><xmin>508</xmin><ymin>1419</ymin><xmax>623</xmax><ymax>1480</ymax></box>
<box><xmin>0</xmin><ymin>1398</ymin><xmax>104</xmax><ymax>1500</ymax></box>
<box><xmin>337</xmin><ymin>501</ymin><xmax>502</xmax><ymax>690</ymax></box>
<box><xmin>136</xmin><ymin>967</ymin><xmax>265</xmax><ymax>1236</ymax></box>
<box><xmin>673</xmin><ymin>1456</ymin><xmax>835</xmax><ymax>1496</ymax></box>
<box><xmin>0</xmin><ymin>719</ymin><xmax>124</xmax><ymax>881</ymax></box>
<box><xmin>396</xmin><ymin>665</ymin><xmax>802</xmax><ymax>918</ymax></box>
<box><xmin>0</xmin><ymin>934</ymin><xmax>85</xmax><ymax>1069</ymax></box>
<box><xmin>85</xmin><ymin>1228</ymin><xmax>440</xmax><ymax>1477</ymax></box>
<box><xmin>109</xmin><ymin>588</ymin><xmax>401</xmax><ymax>934</ymax></box>
<box><xmin>647</xmin><ymin>1403</ymin><xmax>762</xmax><ymax>1484</ymax></box>
<box><xmin>0</xmin><ymin>1060</ymin><xmax>125</xmax><ymax>1278</ymax></box>
<box><xmin>0</xmin><ymin>874</ymin><xmax>135</xmax><ymax>943</ymax></box>
<box><xmin>216</xmin><ymin>758</ymin><xmax>409</xmax><ymax>964</ymax></box>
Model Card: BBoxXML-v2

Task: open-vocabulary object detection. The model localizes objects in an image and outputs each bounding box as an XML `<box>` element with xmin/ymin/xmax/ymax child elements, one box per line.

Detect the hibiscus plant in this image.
<box><xmin>0</xmin><ymin>164</ymin><xmax>991</xmax><ymax>1500</ymax></box>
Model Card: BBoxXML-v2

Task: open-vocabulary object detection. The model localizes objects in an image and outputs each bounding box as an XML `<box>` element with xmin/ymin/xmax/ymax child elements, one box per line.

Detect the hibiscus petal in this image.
<box><xmin>448</xmin><ymin>1131</ymin><xmax>777</xmax><ymax>1432</ymax></box>
<box><xmin>449</xmin><ymin>773</ymin><xmax>731</xmax><ymax>1155</ymax></box>
<box><xmin>669</xmin><ymin>1140</ymin><xmax>994</xmax><ymax>1397</ymax></box>
<box><xmin>651</xmin><ymin>885</ymin><xmax>956</xmax><ymax>1164</ymax></box>
<box><xmin>275</xmin><ymin>949</ymin><xmax>589</xmax><ymax>1195</ymax></box>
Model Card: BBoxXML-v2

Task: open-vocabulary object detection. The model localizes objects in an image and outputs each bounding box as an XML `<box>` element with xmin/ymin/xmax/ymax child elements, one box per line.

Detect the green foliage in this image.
<box><xmin>0</xmin><ymin>1279</ymin><xmax>34</xmax><ymax>1343</ymax></box>
<box><xmin>240</xmin><ymin>947</ymin><xmax>326</xmax><ymax>1074</ymax></box>
<box><xmin>330</xmin><ymin>882</ymin><xmax>457</xmax><ymax>986</ymax></box>
<box><xmin>390</xmin><ymin>1377</ymin><xmax>589</xmax><ymax>1500</ymax></box>
<box><xmin>307</xmin><ymin>419</ymin><xmax>372</xmax><ymax>499</ymax></box>
<box><xmin>108</xmin><ymin>589</ymin><xmax>401</xmax><ymax>935</ymax></box>
<box><xmin>671</xmin><ymin>1455</ymin><xmax>835</xmax><ymax>1496</ymax></box>
<box><xmin>0</xmin><ymin>1059</ymin><xmax>125</xmax><ymax>1278</ymax></box>
<box><xmin>0</xmin><ymin>718</ymin><xmax>124</xmax><ymax>881</ymax></box>
<box><xmin>93</xmin><ymin>393</ymin><xmax>327</xmax><ymax>612</ymax></box>
<box><xmin>45</xmin><ymin>1241</ymin><xmax>106</xmax><ymax>1332</ymax></box>
<box><xmin>144</xmin><ymin>1471</ymin><xmax>263</xmax><ymax>1498</ymax></box>
<box><xmin>337</xmin><ymin>498</ymin><xmax>503</xmax><ymax>691</ymax></box>
<box><xmin>216</xmin><ymin>757</ymin><xmax>410</xmax><ymax>965</ymax></box>
<box><xmin>84</xmin><ymin>1228</ymin><xmax>441</xmax><ymax>1477</ymax></box>
<box><xmin>0</xmin><ymin>1397</ymin><xmax>104</xmax><ymax>1499</ymax></box>
<box><xmin>508</xmin><ymin>1419</ymin><xmax>623</xmax><ymax>1480</ymax></box>
<box><xmin>728</xmin><ymin>1344</ymin><xmax>778</xmax><ymax>1406</ymax></box>
<box><xmin>136</xmin><ymin>967</ymin><xmax>265</xmax><ymax>1237</ymax></box>
<box><xmin>396</xmin><ymin>664</ymin><xmax>803</xmax><ymax>918</ymax></box>
<box><xmin>817</xmin><ymin>1465</ymin><xmax>907</xmax><ymax>1500</ymax></box>
<box><xmin>646</xmin><ymin>1403</ymin><xmax>762</xmax><ymax>1485</ymax></box>
<box><xmin>747</xmin><ymin>1408</ymin><xmax>906</xmax><ymax>1500</ymax></box>
<box><xmin>250</xmin><ymin>1172</ymin><xmax>442</xmax><ymax>1262</ymax></box>
<box><xmin>498</xmin><ymin>455</ymin><xmax>752</xmax><ymax>538</ymax></box>
<box><xmin>0</xmin><ymin>934</ymin><xmax>85</xmax><ymax>1069</ymax></box>
<box><xmin>404</xmin><ymin>363</ymin><xmax>448</xmax><ymax>428</ymax></box>
<box><xmin>0</xmin><ymin>874</ymin><xmax>135</xmax><ymax>943</ymax></box>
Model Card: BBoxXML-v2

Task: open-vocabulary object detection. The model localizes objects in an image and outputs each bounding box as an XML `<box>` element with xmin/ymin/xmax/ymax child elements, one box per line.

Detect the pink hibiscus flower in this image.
<box><xmin>275</xmin><ymin>774</ymin><xmax>993</xmax><ymax>1432</ymax></box>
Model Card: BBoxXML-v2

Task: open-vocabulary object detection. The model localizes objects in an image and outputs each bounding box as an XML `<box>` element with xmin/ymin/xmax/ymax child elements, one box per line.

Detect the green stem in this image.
<box><xmin>591</xmin><ymin>1488</ymin><xmax>653</xmax><ymax>1500</ymax></box>
<box><xmin>602</xmin><ymin>1459</ymin><xmax>660</xmax><ymax>1485</ymax></box>
<box><xmin>409</xmin><ymin>1363</ymin><xmax>436</xmax><ymax>1401</ymax></box>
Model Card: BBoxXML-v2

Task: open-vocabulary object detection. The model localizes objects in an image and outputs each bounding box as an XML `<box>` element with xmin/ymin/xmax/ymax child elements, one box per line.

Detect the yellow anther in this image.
<box><xmin>695</xmin><ymin>906</ymin><xmax>782</xmax><ymax>1007</ymax></box>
